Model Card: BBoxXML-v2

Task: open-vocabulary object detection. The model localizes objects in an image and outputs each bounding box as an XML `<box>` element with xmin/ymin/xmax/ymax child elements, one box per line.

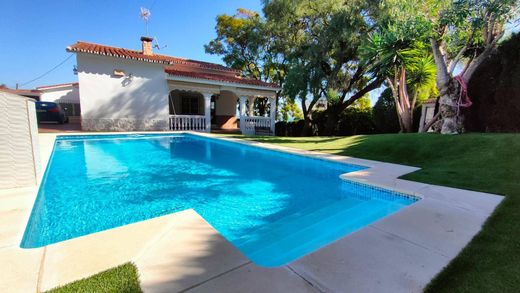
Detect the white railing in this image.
<box><xmin>242</xmin><ymin>116</ymin><xmax>272</xmax><ymax>135</ymax></box>
<box><xmin>169</xmin><ymin>115</ymin><xmax>207</xmax><ymax>131</ymax></box>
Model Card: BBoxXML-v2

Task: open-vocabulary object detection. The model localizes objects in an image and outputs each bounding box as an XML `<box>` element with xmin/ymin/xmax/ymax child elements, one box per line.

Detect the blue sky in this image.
<box><xmin>1</xmin><ymin>0</ymin><xmax>262</xmax><ymax>89</ymax></box>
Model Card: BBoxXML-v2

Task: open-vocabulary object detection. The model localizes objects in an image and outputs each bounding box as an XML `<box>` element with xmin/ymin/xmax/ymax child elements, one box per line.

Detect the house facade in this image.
<box><xmin>37</xmin><ymin>83</ymin><xmax>81</xmax><ymax>119</ymax></box>
<box><xmin>67</xmin><ymin>37</ymin><xmax>280</xmax><ymax>134</ymax></box>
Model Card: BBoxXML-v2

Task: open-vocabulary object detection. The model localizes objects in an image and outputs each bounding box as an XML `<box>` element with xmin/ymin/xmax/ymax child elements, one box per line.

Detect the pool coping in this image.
<box><xmin>0</xmin><ymin>131</ymin><xmax>504</xmax><ymax>293</ymax></box>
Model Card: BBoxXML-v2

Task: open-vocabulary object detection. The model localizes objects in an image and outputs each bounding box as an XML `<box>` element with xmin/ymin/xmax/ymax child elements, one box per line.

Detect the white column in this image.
<box><xmin>247</xmin><ymin>96</ymin><xmax>256</xmax><ymax>116</ymax></box>
<box><xmin>269</xmin><ymin>96</ymin><xmax>276</xmax><ymax>135</ymax></box>
<box><xmin>203</xmin><ymin>93</ymin><xmax>212</xmax><ymax>132</ymax></box>
<box><xmin>239</xmin><ymin>96</ymin><xmax>247</xmax><ymax>134</ymax></box>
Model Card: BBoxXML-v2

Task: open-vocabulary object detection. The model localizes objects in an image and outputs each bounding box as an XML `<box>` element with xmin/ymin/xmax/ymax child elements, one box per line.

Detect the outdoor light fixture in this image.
<box><xmin>112</xmin><ymin>69</ymin><xmax>125</xmax><ymax>77</ymax></box>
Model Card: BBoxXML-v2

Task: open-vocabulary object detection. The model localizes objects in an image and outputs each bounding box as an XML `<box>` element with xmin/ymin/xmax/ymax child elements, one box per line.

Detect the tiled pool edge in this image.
<box><xmin>0</xmin><ymin>131</ymin><xmax>504</xmax><ymax>293</ymax></box>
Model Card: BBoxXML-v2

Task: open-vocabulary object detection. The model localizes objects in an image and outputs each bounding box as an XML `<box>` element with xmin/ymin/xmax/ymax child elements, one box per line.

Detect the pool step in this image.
<box><xmin>233</xmin><ymin>196</ymin><xmax>362</xmax><ymax>248</ymax></box>
<box><xmin>242</xmin><ymin>200</ymin><xmax>399</xmax><ymax>267</ymax></box>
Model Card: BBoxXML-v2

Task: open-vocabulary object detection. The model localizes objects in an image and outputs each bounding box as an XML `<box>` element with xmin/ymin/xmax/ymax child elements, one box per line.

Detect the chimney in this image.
<box><xmin>141</xmin><ymin>36</ymin><xmax>153</xmax><ymax>56</ymax></box>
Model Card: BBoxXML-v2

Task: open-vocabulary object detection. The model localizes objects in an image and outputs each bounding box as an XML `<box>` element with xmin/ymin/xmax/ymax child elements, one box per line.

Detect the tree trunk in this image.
<box><xmin>400</xmin><ymin>110</ymin><xmax>414</xmax><ymax>133</ymax></box>
<box><xmin>323</xmin><ymin>106</ymin><xmax>340</xmax><ymax>136</ymax></box>
<box><xmin>438</xmin><ymin>80</ymin><xmax>463</xmax><ymax>134</ymax></box>
<box><xmin>398</xmin><ymin>69</ymin><xmax>414</xmax><ymax>133</ymax></box>
<box><xmin>299</xmin><ymin>97</ymin><xmax>314</xmax><ymax>137</ymax></box>
<box><xmin>301</xmin><ymin>113</ymin><xmax>314</xmax><ymax>136</ymax></box>
<box><xmin>430</xmin><ymin>38</ymin><xmax>495</xmax><ymax>134</ymax></box>
<box><xmin>431</xmin><ymin>38</ymin><xmax>464</xmax><ymax>134</ymax></box>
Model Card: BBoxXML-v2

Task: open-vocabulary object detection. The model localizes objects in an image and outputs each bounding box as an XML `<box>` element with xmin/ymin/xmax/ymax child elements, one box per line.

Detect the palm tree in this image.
<box><xmin>363</xmin><ymin>32</ymin><xmax>436</xmax><ymax>132</ymax></box>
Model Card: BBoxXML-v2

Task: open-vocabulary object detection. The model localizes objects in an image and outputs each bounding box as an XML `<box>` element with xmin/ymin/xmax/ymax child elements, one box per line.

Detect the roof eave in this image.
<box><xmin>68</xmin><ymin>47</ymin><xmax>173</xmax><ymax>65</ymax></box>
<box><xmin>166</xmin><ymin>74</ymin><xmax>281</xmax><ymax>92</ymax></box>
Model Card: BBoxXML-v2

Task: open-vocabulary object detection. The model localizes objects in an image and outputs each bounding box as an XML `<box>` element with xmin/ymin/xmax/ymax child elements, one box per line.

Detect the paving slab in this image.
<box><xmin>135</xmin><ymin>211</ymin><xmax>249</xmax><ymax>293</ymax></box>
<box><xmin>372</xmin><ymin>198</ymin><xmax>490</xmax><ymax>258</ymax></box>
<box><xmin>186</xmin><ymin>263</ymin><xmax>319</xmax><ymax>293</ymax></box>
<box><xmin>0</xmin><ymin>190</ymin><xmax>35</xmax><ymax>249</ymax></box>
<box><xmin>416</xmin><ymin>185</ymin><xmax>504</xmax><ymax>216</ymax></box>
<box><xmin>0</xmin><ymin>246</ymin><xmax>43</xmax><ymax>293</ymax></box>
<box><xmin>289</xmin><ymin>226</ymin><xmax>450</xmax><ymax>293</ymax></box>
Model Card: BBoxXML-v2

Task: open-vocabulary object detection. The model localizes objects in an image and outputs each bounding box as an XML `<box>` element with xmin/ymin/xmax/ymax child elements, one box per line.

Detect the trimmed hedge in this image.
<box><xmin>276</xmin><ymin>108</ymin><xmax>376</xmax><ymax>137</ymax></box>
<box><xmin>275</xmin><ymin>104</ymin><xmax>424</xmax><ymax>137</ymax></box>
<box><xmin>465</xmin><ymin>33</ymin><xmax>520</xmax><ymax>132</ymax></box>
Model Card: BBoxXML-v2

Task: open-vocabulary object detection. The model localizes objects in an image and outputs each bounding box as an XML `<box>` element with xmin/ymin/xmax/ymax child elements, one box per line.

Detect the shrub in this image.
<box><xmin>373</xmin><ymin>88</ymin><xmax>400</xmax><ymax>133</ymax></box>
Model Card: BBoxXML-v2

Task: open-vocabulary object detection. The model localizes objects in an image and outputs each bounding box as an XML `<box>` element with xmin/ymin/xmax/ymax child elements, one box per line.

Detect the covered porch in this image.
<box><xmin>166</xmin><ymin>76</ymin><xmax>279</xmax><ymax>135</ymax></box>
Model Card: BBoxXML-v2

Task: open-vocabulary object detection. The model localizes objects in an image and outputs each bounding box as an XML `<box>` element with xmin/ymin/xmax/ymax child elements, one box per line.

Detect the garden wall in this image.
<box><xmin>0</xmin><ymin>92</ymin><xmax>41</xmax><ymax>189</ymax></box>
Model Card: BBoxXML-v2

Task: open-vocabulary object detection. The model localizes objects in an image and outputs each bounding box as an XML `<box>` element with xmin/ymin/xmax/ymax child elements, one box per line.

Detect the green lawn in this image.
<box><xmin>46</xmin><ymin>133</ymin><xmax>519</xmax><ymax>292</ymax></box>
<box><xmin>45</xmin><ymin>263</ymin><xmax>141</xmax><ymax>293</ymax></box>
<box><xmin>237</xmin><ymin>133</ymin><xmax>520</xmax><ymax>292</ymax></box>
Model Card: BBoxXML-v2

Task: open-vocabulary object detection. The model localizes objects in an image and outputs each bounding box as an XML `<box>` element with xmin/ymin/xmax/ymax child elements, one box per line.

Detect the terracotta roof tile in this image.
<box><xmin>164</xmin><ymin>68</ymin><xmax>279</xmax><ymax>88</ymax></box>
<box><xmin>67</xmin><ymin>41</ymin><xmax>238</xmax><ymax>72</ymax></box>
<box><xmin>424</xmin><ymin>98</ymin><xmax>437</xmax><ymax>104</ymax></box>
<box><xmin>36</xmin><ymin>82</ymin><xmax>78</xmax><ymax>90</ymax></box>
<box><xmin>0</xmin><ymin>87</ymin><xmax>41</xmax><ymax>97</ymax></box>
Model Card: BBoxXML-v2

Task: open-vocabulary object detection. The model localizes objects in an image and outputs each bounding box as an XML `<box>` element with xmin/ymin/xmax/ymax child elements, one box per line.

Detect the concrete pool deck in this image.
<box><xmin>0</xmin><ymin>132</ymin><xmax>503</xmax><ymax>292</ymax></box>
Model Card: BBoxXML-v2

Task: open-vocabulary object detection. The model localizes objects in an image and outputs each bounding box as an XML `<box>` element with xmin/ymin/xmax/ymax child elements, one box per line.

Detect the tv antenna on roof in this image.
<box><xmin>140</xmin><ymin>7</ymin><xmax>151</xmax><ymax>36</ymax></box>
<box><xmin>153</xmin><ymin>36</ymin><xmax>167</xmax><ymax>50</ymax></box>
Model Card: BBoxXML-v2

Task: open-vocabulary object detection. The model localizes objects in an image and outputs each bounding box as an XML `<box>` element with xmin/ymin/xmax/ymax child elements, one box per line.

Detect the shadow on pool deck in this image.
<box><xmin>134</xmin><ymin>211</ymin><xmax>316</xmax><ymax>293</ymax></box>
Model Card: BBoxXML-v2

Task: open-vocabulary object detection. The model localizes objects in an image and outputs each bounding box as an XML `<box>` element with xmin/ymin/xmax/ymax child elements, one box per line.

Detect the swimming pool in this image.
<box><xmin>21</xmin><ymin>134</ymin><xmax>419</xmax><ymax>267</ymax></box>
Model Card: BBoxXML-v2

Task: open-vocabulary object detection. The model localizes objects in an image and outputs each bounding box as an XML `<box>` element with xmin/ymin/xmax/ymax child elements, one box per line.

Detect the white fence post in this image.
<box><xmin>169</xmin><ymin>115</ymin><xmax>207</xmax><ymax>132</ymax></box>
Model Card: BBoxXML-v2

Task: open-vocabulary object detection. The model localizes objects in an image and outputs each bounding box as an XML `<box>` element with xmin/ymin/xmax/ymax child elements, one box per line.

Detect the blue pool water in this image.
<box><xmin>21</xmin><ymin>134</ymin><xmax>419</xmax><ymax>266</ymax></box>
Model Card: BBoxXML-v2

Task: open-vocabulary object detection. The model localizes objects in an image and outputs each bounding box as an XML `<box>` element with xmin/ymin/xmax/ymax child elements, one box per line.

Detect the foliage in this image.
<box><xmin>352</xmin><ymin>95</ymin><xmax>372</xmax><ymax>111</ymax></box>
<box><xmin>421</xmin><ymin>0</ymin><xmax>519</xmax><ymax>133</ymax></box>
<box><xmin>336</xmin><ymin>108</ymin><xmax>376</xmax><ymax>136</ymax></box>
<box><xmin>278</xmin><ymin>98</ymin><xmax>303</xmax><ymax>122</ymax></box>
<box><xmin>263</xmin><ymin>0</ymin><xmax>384</xmax><ymax>135</ymax></box>
<box><xmin>372</xmin><ymin>88</ymin><xmax>400</xmax><ymax>133</ymax></box>
<box><xmin>45</xmin><ymin>263</ymin><xmax>141</xmax><ymax>293</ymax></box>
<box><xmin>466</xmin><ymin>33</ymin><xmax>520</xmax><ymax>132</ymax></box>
<box><xmin>275</xmin><ymin>120</ymin><xmax>306</xmax><ymax>137</ymax></box>
<box><xmin>240</xmin><ymin>133</ymin><xmax>520</xmax><ymax>292</ymax></box>
<box><xmin>428</xmin><ymin>0</ymin><xmax>519</xmax><ymax>69</ymax></box>
<box><xmin>205</xmin><ymin>9</ymin><xmax>285</xmax><ymax>85</ymax></box>
<box><xmin>277</xmin><ymin>106</ymin><xmax>375</xmax><ymax>137</ymax></box>
<box><xmin>362</xmin><ymin>3</ymin><xmax>437</xmax><ymax>132</ymax></box>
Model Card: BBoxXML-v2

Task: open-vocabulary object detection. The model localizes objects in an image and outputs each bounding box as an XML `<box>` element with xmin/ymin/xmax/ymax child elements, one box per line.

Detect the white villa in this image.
<box><xmin>66</xmin><ymin>36</ymin><xmax>280</xmax><ymax>134</ymax></box>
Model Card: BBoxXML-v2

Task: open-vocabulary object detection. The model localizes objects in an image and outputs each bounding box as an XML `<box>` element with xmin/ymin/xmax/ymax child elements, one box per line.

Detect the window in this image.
<box><xmin>181</xmin><ymin>95</ymin><xmax>200</xmax><ymax>115</ymax></box>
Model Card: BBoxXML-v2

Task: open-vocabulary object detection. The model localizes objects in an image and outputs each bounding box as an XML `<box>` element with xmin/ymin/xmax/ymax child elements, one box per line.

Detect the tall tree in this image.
<box><xmin>363</xmin><ymin>9</ymin><xmax>437</xmax><ymax>132</ymax></box>
<box><xmin>424</xmin><ymin>0</ymin><xmax>519</xmax><ymax>134</ymax></box>
<box><xmin>263</xmin><ymin>0</ymin><xmax>383</xmax><ymax>135</ymax></box>
<box><xmin>205</xmin><ymin>8</ymin><xmax>286</xmax><ymax>113</ymax></box>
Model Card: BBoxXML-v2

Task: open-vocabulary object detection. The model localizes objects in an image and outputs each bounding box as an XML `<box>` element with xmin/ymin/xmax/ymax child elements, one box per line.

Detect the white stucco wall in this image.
<box><xmin>40</xmin><ymin>85</ymin><xmax>80</xmax><ymax>103</ymax></box>
<box><xmin>0</xmin><ymin>92</ymin><xmax>40</xmax><ymax>189</ymax></box>
<box><xmin>76</xmin><ymin>53</ymin><xmax>170</xmax><ymax>131</ymax></box>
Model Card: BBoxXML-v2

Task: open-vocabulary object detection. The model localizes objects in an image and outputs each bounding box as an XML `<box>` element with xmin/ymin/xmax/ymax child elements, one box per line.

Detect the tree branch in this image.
<box><xmin>341</xmin><ymin>77</ymin><xmax>382</xmax><ymax>110</ymax></box>
<box><xmin>448</xmin><ymin>43</ymin><xmax>468</xmax><ymax>75</ymax></box>
<box><xmin>463</xmin><ymin>30</ymin><xmax>504</xmax><ymax>81</ymax></box>
<box><xmin>431</xmin><ymin>38</ymin><xmax>450</xmax><ymax>91</ymax></box>
<box><xmin>421</xmin><ymin>111</ymin><xmax>441</xmax><ymax>133</ymax></box>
